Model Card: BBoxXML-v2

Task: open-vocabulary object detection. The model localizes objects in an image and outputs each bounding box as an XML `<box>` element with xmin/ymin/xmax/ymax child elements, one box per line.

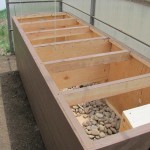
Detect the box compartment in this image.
<box><xmin>12</xmin><ymin>12</ymin><xmax>150</xmax><ymax>150</ymax></box>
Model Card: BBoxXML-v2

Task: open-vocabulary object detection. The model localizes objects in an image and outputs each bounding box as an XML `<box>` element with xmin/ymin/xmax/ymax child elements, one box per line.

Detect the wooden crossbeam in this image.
<box><xmin>17</xmin><ymin>12</ymin><xmax>67</xmax><ymax>21</ymax></box>
<box><xmin>34</xmin><ymin>37</ymin><xmax>107</xmax><ymax>48</ymax></box>
<box><xmin>62</xmin><ymin>73</ymin><xmax>150</xmax><ymax>106</ymax></box>
<box><xmin>27</xmin><ymin>26</ymin><xmax>89</xmax><ymax>39</ymax></box>
<box><xmin>35</xmin><ymin>38</ymin><xmax>110</xmax><ymax>62</ymax></box>
<box><xmin>21</xmin><ymin>18</ymin><xmax>79</xmax><ymax>32</ymax></box>
<box><xmin>45</xmin><ymin>50</ymin><xmax>130</xmax><ymax>73</ymax></box>
<box><xmin>31</xmin><ymin>32</ymin><xmax>99</xmax><ymax>45</ymax></box>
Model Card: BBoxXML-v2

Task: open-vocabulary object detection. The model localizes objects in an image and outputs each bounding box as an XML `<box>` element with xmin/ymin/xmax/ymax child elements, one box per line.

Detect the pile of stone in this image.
<box><xmin>71</xmin><ymin>99</ymin><xmax>121</xmax><ymax>140</ymax></box>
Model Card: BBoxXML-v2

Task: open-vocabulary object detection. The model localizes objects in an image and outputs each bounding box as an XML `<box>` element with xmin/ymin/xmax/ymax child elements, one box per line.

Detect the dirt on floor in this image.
<box><xmin>0</xmin><ymin>55</ymin><xmax>45</xmax><ymax>150</ymax></box>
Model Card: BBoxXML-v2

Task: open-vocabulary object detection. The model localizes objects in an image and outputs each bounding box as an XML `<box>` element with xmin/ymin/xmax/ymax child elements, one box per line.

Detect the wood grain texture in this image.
<box><xmin>17</xmin><ymin>12</ymin><xmax>68</xmax><ymax>23</ymax></box>
<box><xmin>13</xmin><ymin>18</ymin><xmax>86</xmax><ymax>150</ymax></box>
<box><xmin>63</xmin><ymin>73</ymin><xmax>150</xmax><ymax>106</ymax></box>
<box><xmin>27</xmin><ymin>26</ymin><xmax>90</xmax><ymax>40</ymax></box>
<box><xmin>21</xmin><ymin>18</ymin><xmax>81</xmax><ymax>32</ymax></box>
<box><xmin>44</xmin><ymin>50</ymin><xmax>130</xmax><ymax>73</ymax></box>
<box><xmin>13</xmin><ymin>12</ymin><xmax>150</xmax><ymax>150</ymax></box>
<box><xmin>31</xmin><ymin>31</ymin><xmax>99</xmax><ymax>45</ymax></box>
<box><xmin>35</xmin><ymin>38</ymin><xmax>111</xmax><ymax>62</ymax></box>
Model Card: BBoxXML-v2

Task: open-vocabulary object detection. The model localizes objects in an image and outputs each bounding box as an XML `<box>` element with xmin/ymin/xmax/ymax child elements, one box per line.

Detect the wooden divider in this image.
<box><xmin>27</xmin><ymin>26</ymin><xmax>90</xmax><ymax>40</ymax></box>
<box><xmin>34</xmin><ymin>37</ymin><xmax>110</xmax><ymax>62</ymax></box>
<box><xmin>31</xmin><ymin>31</ymin><xmax>99</xmax><ymax>45</ymax></box>
<box><xmin>44</xmin><ymin>50</ymin><xmax>130</xmax><ymax>73</ymax></box>
<box><xmin>17</xmin><ymin>12</ymin><xmax>69</xmax><ymax>23</ymax></box>
<box><xmin>21</xmin><ymin>18</ymin><xmax>82</xmax><ymax>32</ymax></box>
<box><xmin>62</xmin><ymin>73</ymin><xmax>150</xmax><ymax>106</ymax></box>
<box><xmin>13</xmin><ymin>12</ymin><xmax>150</xmax><ymax>150</ymax></box>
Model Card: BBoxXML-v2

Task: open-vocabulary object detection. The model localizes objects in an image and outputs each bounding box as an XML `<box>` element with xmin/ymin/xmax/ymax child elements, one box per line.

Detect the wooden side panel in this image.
<box><xmin>107</xmin><ymin>58</ymin><xmax>150</xmax><ymax>115</ymax></box>
<box><xmin>13</xmin><ymin>20</ymin><xmax>84</xmax><ymax>150</ymax></box>
<box><xmin>35</xmin><ymin>39</ymin><xmax>111</xmax><ymax>62</ymax></box>
<box><xmin>95</xmin><ymin>123</ymin><xmax>150</xmax><ymax>150</ymax></box>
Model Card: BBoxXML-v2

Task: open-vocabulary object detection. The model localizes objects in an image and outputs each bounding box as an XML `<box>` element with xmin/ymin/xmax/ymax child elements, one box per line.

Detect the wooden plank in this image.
<box><xmin>19</xmin><ymin>14</ymin><xmax>70</xmax><ymax>23</ymax></box>
<box><xmin>34</xmin><ymin>36</ymin><xmax>107</xmax><ymax>47</ymax></box>
<box><xmin>13</xmin><ymin>12</ymin><xmax>150</xmax><ymax>150</ymax></box>
<box><xmin>94</xmin><ymin>123</ymin><xmax>150</xmax><ymax>150</ymax></box>
<box><xmin>17</xmin><ymin>12</ymin><xmax>67</xmax><ymax>22</ymax></box>
<box><xmin>62</xmin><ymin>73</ymin><xmax>150</xmax><ymax>106</ymax></box>
<box><xmin>27</xmin><ymin>26</ymin><xmax>89</xmax><ymax>40</ymax></box>
<box><xmin>31</xmin><ymin>31</ymin><xmax>99</xmax><ymax>45</ymax></box>
<box><xmin>12</xmin><ymin>17</ymin><xmax>88</xmax><ymax>150</ymax></box>
<box><xmin>45</xmin><ymin>50</ymin><xmax>130</xmax><ymax>73</ymax></box>
<box><xmin>35</xmin><ymin>38</ymin><xmax>111</xmax><ymax>62</ymax></box>
<box><xmin>49</xmin><ymin>64</ymin><xmax>109</xmax><ymax>89</ymax></box>
<box><xmin>21</xmin><ymin>18</ymin><xmax>80</xmax><ymax>32</ymax></box>
<box><xmin>131</xmin><ymin>52</ymin><xmax>150</xmax><ymax>68</ymax></box>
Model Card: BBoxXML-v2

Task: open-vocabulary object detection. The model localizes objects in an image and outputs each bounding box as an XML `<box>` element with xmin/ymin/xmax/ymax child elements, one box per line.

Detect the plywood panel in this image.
<box><xmin>21</xmin><ymin>18</ymin><xmax>82</xmax><ymax>32</ymax></box>
<box><xmin>35</xmin><ymin>38</ymin><xmax>111</xmax><ymax>62</ymax></box>
<box><xmin>13</xmin><ymin>18</ymin><xmax>85</xmax><ymax>150</ymax></box>
<box><xmin>107</xmin><ymin>58</ymin><xmax>150</xmax><ymax>115</ymax></box>
<box><xmin>31</xmin><ymin>32</ymin><xmax>99</xmax><ymax>45</ymax></box>
<box><xmin>48</xmin><ymin>64</ymin><xmax>109</xmax><ymax>89</ymax></box>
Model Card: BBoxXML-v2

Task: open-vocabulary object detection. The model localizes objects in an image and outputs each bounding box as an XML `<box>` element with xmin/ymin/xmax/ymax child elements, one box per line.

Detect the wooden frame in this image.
<box><xmin>12</xmin><ymin>12</ymin><xmax>150</xmax><ymax>150</ymax></box>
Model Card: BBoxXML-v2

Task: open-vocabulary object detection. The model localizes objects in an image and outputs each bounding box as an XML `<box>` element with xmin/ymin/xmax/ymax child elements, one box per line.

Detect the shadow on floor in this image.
<box><xmin>0</xmin><ymin>71</ymin><xmax>45</xmax><ymax>150</ymax></box>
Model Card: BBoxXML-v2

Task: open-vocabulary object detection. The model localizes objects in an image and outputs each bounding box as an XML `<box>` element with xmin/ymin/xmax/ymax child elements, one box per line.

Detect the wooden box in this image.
<box><xmin>12</xmin><ymin>12</ymin><xmax>150</xmax><ymax>150</ymax></box>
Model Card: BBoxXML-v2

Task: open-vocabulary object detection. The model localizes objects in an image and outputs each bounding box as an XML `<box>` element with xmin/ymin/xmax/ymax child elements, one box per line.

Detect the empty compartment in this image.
<box><xmin>35</xmin><ymin>38</ymin><xmax>114</xmax><ymax>62</ymax></box>
<box><xmin>30</xmin><ymin>30</ymin><xmax>99</xmax><ymax>45</ymax></box>
<box><xmin>17</xmin><ymin>13</ymin><xmax>71</xmax><ymax>23</ymax></box>
<box><xmin>21</xmin><ymin>18</ymin><xmax>84</xmax><ymax>32</ymax></box>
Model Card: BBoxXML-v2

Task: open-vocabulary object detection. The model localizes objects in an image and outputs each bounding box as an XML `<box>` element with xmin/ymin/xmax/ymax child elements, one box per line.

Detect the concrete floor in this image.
<box><xmin>0</xmin><ymin>55</ymin><xmax>45</xmax><ymax>150</ymax></box>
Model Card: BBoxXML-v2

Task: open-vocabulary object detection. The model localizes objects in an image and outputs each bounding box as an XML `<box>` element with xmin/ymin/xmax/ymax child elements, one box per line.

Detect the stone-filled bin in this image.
<box><xmin>12</xmin><ymin>12</ymin><xmax>150</xmax><ymax>150</ymax></box>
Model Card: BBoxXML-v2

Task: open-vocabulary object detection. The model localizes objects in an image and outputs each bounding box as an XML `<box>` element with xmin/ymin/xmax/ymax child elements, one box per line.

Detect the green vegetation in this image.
<box><xmin>0</xmin><ymin>9</ymin><xmax>10</xmax><ymax>55</ymax></box>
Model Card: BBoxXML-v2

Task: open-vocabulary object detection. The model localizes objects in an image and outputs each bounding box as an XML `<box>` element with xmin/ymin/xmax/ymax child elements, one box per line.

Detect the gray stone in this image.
<box><xmin>89</xmin><ymin>111</ymin><xmax>95</xmax><ymax>116</ymax></box>
<box><xmin>82</xmin><ymin>121</ymin><xmax>88</xmax><ymax>127</ymax></box>
<box><xmin>104</xmin><ymin>127</ymin><xmax>108</xmax><ymax>133</ymax></box>
<box><xmin>96</xmin><ymin>113</ymin><xmax>104</xmax><ymax>118</ymax></box>
<box><xmin>79</xmin><ymin>108</ymin><xmax>84</xmax><ymax>114</ymax></box>
<box><xmin>85</xmin><ymin>129</ymin><xmax>92</xmax><ymax>135</ymax></box>
<box><xmin>87</xmin><ymin>126</ymin><xmax>91</xmax><ymax>131</ymax></box>
<box><xmin>99</xmin><ymin>132</ymin><xmax>106</xmax><ymax>138</ymax></box>
<box><xmin>105</xmin><ymin>124</ymin><xmax>111</xmax><ymax>128</ymax></box>
<box><xmin>95</xmin><ymin>136</ymin><xmax>100</xmax><ymax>139</ymax></box>
<box><xmin>91</xmin><ymin>120</ymin><xmax>97</xmax><ymax>125</ymax></box>
<box><xmin>99</xmin><ymin>125</ymin><xmax>105</xmax><ymax>131</ymax></box>
<box><xmin>110</xmin><ymin>127</ymin><xmax>117</xmax><ymax>134</ymax></box>
<box><xmin>94</xmin><ymin>116</ymin><xmax>99</xmax><ymax>121</ymax></box>
<box><xmin>91</xmin><ymin>129</ymin><xmax>99</xmax><ymax>136</ymax></box>
<box><xmin>104</xmin><ymin>112</ymin><xmax>111</xmax><ymax>118</ymax></box>
<box><xmin>91</xmin><ymin>125</ymin><xmax>98</xmax><ymax>130</ymax></box>
<box><xmin>116</xmin><ymin>121</ymin><xmax>120</xmax><ymax>130</ymax></box>
<box><xmin>72</xmin><ymin>105</ymin><xmax>78</xmax><ymax>109</ymax></box>
<box><xmin>84</xmin><ymin>107</ymin><xmax>90</xmax><ymax>114</ymax></box>
<box><xmin>111</xmin><ymin>122</ymin><xmax>116</xmax><ymax>128</ymax></box>
<box><xmin>100</xmin><ymin>122</ymin><xmax>104</xmax><ymax>125</ymax></box>
<box><xmin>107</xmin><ymin>129</ymin><xmax>112</xmax><ymax>135</ymax></box>
<box><xmin>88</xmin><ymin>135</ymin><xmax>94</xmax><ymax>139</ymax></box>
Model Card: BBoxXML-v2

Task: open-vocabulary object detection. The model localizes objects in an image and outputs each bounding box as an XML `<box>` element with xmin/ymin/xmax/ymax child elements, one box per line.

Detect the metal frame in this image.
<box><xmin>5</xmin><ymin>0</ymin><xmax>150</xmax><ymax>53</ymax></box>
<box><xmin>90</xmin><ymin>0</ymin><xmax>96</xmax><ymax>25</ymax></box>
